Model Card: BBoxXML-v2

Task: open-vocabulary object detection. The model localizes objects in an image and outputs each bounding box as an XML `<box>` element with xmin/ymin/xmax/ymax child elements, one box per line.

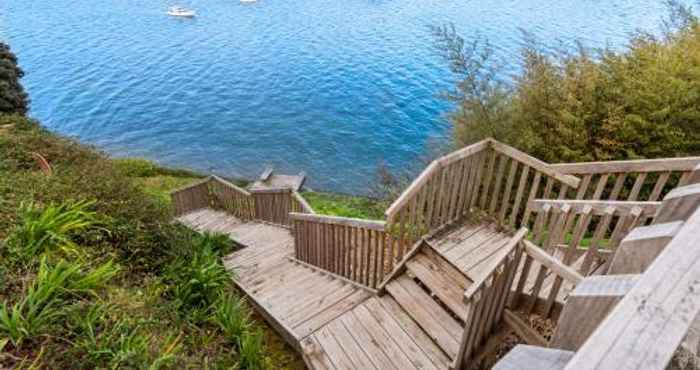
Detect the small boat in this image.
<box><xmin>240</xmin><ymin>0</ymin><xmax>257</xmax><ymax>3</ymax></box>
<box><xmin>167</xmin><ymin>6</ymin><xmax>196</xmax><ymax>17</ymax></box>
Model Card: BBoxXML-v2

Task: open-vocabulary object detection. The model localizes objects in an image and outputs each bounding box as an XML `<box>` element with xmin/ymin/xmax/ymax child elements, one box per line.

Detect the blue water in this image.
<box><xmin>0</xmin><ymin>0</ymin><xmax>678</xmax><ymax>193</ymax></box>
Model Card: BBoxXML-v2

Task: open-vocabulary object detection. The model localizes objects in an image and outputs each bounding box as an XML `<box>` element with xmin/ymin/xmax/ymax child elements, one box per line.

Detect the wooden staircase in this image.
<box><xmin>302</xmin><ymin>241</ymin><xmax>473</xmax><ymax>369</ymax></box>
<box><xmin>170</xmin><ymin>140</ymin><xmax>700</xmax><ymax>370</ymax></box>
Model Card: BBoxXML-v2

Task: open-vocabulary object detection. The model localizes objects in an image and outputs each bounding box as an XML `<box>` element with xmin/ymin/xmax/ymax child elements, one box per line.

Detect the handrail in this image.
<box><xmin>490</xmin><ymin>141</ymin><xmax>581</xmax><ymax>189</ymax></box>
<box><xmin>549</xmin><ymin>156</ymin><xmax>700</xmax><ymax>204</ymax></box>
<box><xmin>171</xmin><ymin>177</ymin><xmax>213</xmax><ymax>216</ymax></box>
<box><xmin>385</xmin><ymin>139</ymin><xmax>491</xmax><ymax>219</ymax></box>
<box><xmin>292</xmin><ymin>191</ymin><xmax>315</xmax><ymax>214</ymax></box>
<box><xmin>208</xmin><ymin>176</ymin><xmax>255</xmax><ymax>221</ymax></box>
<box><xmin>211</xmin><ymin>175</ymin><xmax>251</xmax><ymax>196</ymax></box>
<box><xmin>453</xmin><ymin>228</ymin><xmax>527</xmax><ymax>369</ymax></box>
<box><xmin>563</xmin><ymin>206</ymin><xmax>700</xmax><ymax>370</ymax></box>
<box><xmin>290</xmin><ymin>212</ymin><xmax>385</xmax><ymax>230</ymax></box>
<box><xmin>514</xmin><ymin>199</ymin><xmax>645</xmax><ymax>317</ymax></box>
<box><xmin>464</xmin><ymin>228</ymin><xmax>529</xmax><ymax>299</ymax></box>
<box><xmin>251</xmin><ymin>188</ymin><xmax>314</xmax><ymax>227</ymax></box>
<box><xmin>529</xmin><ymin>199</ymin><xmax>661</xmax><ymax>217</ymax></box>
<box><xmin>170</xmin><ymin>176</ymin><xmax>213</xmax><ymax>195</ymax></box>
<box><xmin>550</xmin><ymin>156</ymin><xmax>700</xmax><ymax>174</ymax></box>
<box><xmin>439</xmin><ymin>138</ymin><xmax>493</xmax><ymax>166</ymax></box>
<box><xmin>522</xmin><ymin>239</ymin><xmax>583</xmax><ymax>284</ymax></box>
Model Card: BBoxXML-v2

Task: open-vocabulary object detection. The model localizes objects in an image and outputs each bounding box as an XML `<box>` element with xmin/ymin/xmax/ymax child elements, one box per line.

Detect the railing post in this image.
<box><xmin>550</xmin><ymin>274</ymin><xmax>639</xmax><ymax>351</ymax></box>
<box><xmin>653</xmin><ymin>164</ymin><xmax>700</xmax><ymax>224</ymax></box>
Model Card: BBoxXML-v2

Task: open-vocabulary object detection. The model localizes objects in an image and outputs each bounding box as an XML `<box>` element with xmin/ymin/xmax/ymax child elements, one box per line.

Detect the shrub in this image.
<box><xmin>434</xmin><ymin>3</ymin><xmax>700</xmax><ymax>162</ymax></box>
<box><xmin>5</xmin><ymin>200</ymin><xmax>101</xmax><ymax>261</ymax></box>
<box><xmin>238</xmin><ymin>328</ymin><xmax>266</xmax><ymax>370</ymax></box>
<box><xmin>164</xmin><ymin>234</ymin><xmax>231</xmax><ymax>321</ymax></box>
<box><xmin>0</xmin><ymin>257</ymin><xmax>119</xmax><ymax>347</ymax></box>
<box><xmin>213</xmin><ymin>293</ymin><xmax>251</xmax><ymax>346</ymax></box>
<box><xmin>0</xmin><ymin>42</ymin><xmax>29</xmax><ymax>115</ymax></box>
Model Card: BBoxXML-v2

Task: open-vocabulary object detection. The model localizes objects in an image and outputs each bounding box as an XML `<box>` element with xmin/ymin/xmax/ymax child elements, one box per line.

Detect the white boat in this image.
<box><xmin>167</xmin><ymin>6</ymin><xmax>196</xmax><ymax>17</ymax></box>
<box><xmin>240</xmin><ymin>0</ymin><xmax>257</xmax><ymax>3</ymax></box>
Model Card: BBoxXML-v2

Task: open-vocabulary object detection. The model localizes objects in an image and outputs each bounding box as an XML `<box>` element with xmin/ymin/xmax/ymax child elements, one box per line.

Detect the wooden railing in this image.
<box><xmin>563</xmin><ymin>205</ymin><xmax>700</xmax><ymax>370</ymax></box>
<box><xmin>384</xmin><ymin>139</ymin><xmax>491</xmax><ymax>260</ymax></box>
<box><xmin>171</xmin><ymin>177</ymin><xmax>314</xmax><ymax>227</ymax></box>
<box><xmin>453</xmin><ymin>228</ymin><xmax>528</xmax><ymax>369</ymax></box>
<box><xmin>551</xmin><ymin>156</ymin><xmax>700</xmax><ymax>203</ymax></box>
<box><xmin>290</xmin><ymin>213</ymin><xmax>389</xmax><ymax>289</ymax></box>
<box><xmin>384</xmin><ymin>139</ymin><xmax>581</xmax><ymax>265</ymax></box>
<box><xmin>251</xmin><ymin>188</ymin><xmax>314</xmax><ymax>227</ymax></box>
<box><xmin>209</xmin><ymin>176</ymin><xmax>255</xmax><ymax>220</ymax></box>
<box><xmin>486</xmin><ymin>141</ymin><xmax>581</xmax><ymax>229</ymax></box>
<box><xmin>171</xmin><ymin>177</ymin><xmax>215</xmax><ymax>217</ymax></box>
<box><xmin>511</xmin><ymin>198</ymin><xmax>660</xmax><ymax>318</ymax></box>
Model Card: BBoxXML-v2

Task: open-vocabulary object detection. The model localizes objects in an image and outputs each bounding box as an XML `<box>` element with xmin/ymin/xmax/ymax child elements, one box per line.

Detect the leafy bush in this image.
<box><xmin>0</xmin><ymin>117</ymin><xmax>180</xmax><ymax>274</ymax></box>
<box><xmin>0</xmin><ymin>42</ymin><xmax>29</xmax><ymax>115</ymax></box>
<box><xmin>5</xmin><ymin>200</ymin><xmax>101</xmax><ymax>261</ymax></box>
<box><xmin>213</xmin><ymin>293</ymin><xmax>251</xmax><ymax>346</ymax></box>
<box><xmin>239</xmin><ymin>328</ymin><xmax>267</xmax><ymax>370</ymax></box>
<box><xmin>0</xmin><ymin>257</ymin><xmax>119</xmax><ymax>347</ymax></box>
<box><xmin>434</xmin><ymin>3</ymin><xmax>700</xmax><ymax>162</ymax></box>
<box><xmin>164</xmin><ymin>234</ymin><xmax>231</xmax><ymax>321</ymax></box>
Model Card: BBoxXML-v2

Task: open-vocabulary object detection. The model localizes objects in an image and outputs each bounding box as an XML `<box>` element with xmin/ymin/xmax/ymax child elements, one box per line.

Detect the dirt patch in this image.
<box><xmin>476</xmin><ymin>311</ymin><xmax>556</xmax><ymax>369</ymax></box>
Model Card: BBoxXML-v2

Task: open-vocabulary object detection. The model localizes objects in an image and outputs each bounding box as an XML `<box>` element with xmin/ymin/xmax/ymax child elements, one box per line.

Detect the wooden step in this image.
<box><xmin>303</xmin><ymin>296</ymin><xmax>452</xmax><ymax>370</ymax></box>
<box><xmin>385</xmin><ymin>275</ymin><xmax>462</xmax><ymax>358</ymax></box>
<box><xmin>405</xmin><ymin>250</ymin><xmax>472</xmax><ymax>321</ymax></box>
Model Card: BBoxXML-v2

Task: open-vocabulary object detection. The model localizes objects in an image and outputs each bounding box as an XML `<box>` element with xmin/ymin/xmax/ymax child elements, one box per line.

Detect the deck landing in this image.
<box><xmin>177</xmin><ymin>209</ymin><xmax>372</xmax><ymax>351</ymax></box>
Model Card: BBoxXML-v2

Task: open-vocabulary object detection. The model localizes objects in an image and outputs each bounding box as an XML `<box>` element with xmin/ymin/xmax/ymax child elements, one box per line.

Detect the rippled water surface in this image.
<box><xmin>1</xmin><ymin>0</ymin><xmax>676</xmax><ymax>192</ymax></box>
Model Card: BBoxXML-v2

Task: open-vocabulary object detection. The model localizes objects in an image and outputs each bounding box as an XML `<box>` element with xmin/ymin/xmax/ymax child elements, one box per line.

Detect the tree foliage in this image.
<box><xmin>0</xmin><ymin>42</ymin><xmax>29</xmax><ymax>116</ymax></box>
<box><xmin>435</xmin><ymin>3</ymin><xmax>700</xmax><ymax>163</ymax></box>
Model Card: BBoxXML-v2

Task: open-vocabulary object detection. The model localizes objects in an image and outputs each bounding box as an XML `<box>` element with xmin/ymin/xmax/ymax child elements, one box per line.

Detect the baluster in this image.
<box><xmin>489</xmin><ymin>155</ymin><xmax>508</xmax><ymax>216</ymax></box>
<box><xmin>499</xmin><ymin>159</ymin><xmax>519</xmax><ymax>225</ymax></box>
<box><xmin>479</xmin><ymin>150</ymin><xmax>497</xmax><ymax>210</ymax></box>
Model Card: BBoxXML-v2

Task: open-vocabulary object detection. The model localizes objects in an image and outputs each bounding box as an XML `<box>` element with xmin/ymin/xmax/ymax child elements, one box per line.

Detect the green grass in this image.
<box><xmin>128</xmin><ymin>166</ymin><xmax>388</xmax><ymax>221</ymax></box>
<box><xmin>133</xmin><ymin>175</ymin><xmax>202</xmax><ymax>205</ymax></box>
<box><xmin>301</xmin><ymin>191</ymin><xmax>387</xmax><ymax>220</ymax></box>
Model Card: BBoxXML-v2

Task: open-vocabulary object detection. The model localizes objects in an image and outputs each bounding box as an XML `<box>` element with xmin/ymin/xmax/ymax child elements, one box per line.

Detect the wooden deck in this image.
<box><xmin>176</xmin><ymin>208</ymin><xmax>519</xmax><ymax>369</ymax></box>
<box><xmin>171</xmin><ymin>139</ymin><xmax>700</xmax><ymax>370</ymax></box>
<box><xmin>178</xmin><ymin>209</ymin><xmax>372</xmax><ymax>351</ymax></box>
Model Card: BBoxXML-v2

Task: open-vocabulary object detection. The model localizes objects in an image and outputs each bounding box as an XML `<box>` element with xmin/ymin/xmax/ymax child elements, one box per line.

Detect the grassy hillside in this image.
<box><xmin>0</xmin><ymin>114</ymin><xmax>387</xmax><ymax>369</ymax></box>
<box><xmin>0</xmin><ymin>115</ymin><xmax>306</xmax><ymax>369</ymax></box>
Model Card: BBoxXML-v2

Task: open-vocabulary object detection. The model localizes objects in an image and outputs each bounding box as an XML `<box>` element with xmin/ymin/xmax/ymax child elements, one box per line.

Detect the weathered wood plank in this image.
<box><xmin>550</xmin><ymin>157</ymin><xmax>700</xmax><ymax>174</ymax></box>
<box><xmin>386</xmin><ymin>276</ymin><xmax>461</xmax><ymax>358</ymax></box>
<box><xmin>494</xmin><ymin>345</ymin><xmax>574</xmax><ymax>370</ymax></box>
<box><xmin>406</xmin><ymin>255</ymin><xmax>470</xmax><ymax>320</ymax></box>
<box><xmin>528</xmin><ymin>199</ymin><xmax>660</xmax><ymax>217</ymax></box>
<box><xmin>563</xmin><ymin>207</ymin><xmax>700</xmax><ymax>370</ymax></box>
<box><xmin>324</xmin><ymin>318</ymin><xmax>379</xmax><ymax>370</ymax></box>
<box><xmin>551</xmin><ymin>275</ymin><xmax>638</xmax><ymax>351</ymax></box>
<box><xmin>378</xmin><ymin>296</ymin><xmax>452</xmax><ymax>369</ymax></box>
<box><xmin>362</xmin><ymin>298</ymin><xmax>441</xmax><ymax>370</ymax></box>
